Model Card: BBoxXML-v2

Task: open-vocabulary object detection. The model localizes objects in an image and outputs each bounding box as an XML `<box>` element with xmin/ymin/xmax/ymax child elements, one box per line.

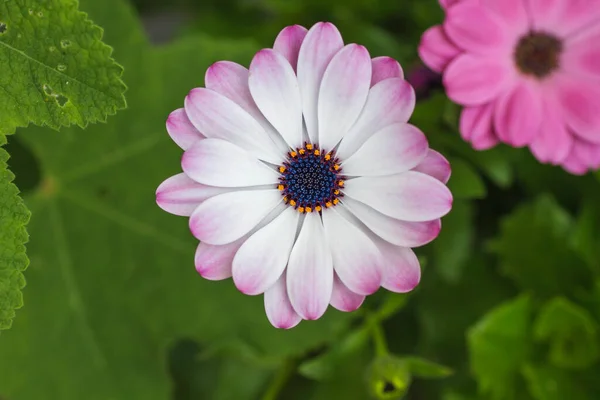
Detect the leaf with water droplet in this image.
<box><xmin>0</xmin><ymin>0</ymin><xmax>126</xmax><ymax>135</ymax></box>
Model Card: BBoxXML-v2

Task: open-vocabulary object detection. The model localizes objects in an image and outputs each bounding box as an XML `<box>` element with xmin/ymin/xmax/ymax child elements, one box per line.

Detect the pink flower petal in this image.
<box><xmin>343</xmin><ymin>171</ymin><xmax>453</xmax><ymax>222</ymax></box>
<box><xmin>337</xmin><ymin>78</ymin><xmax>415</xmax><ymax>159</ymax></box>
<box><xmin>439</xmin><ymin>0</ymin><xmax>461</xmax><ymax>9</ymax></box>
<box><xmin>555</xmin><ymin>76</ymin><xmax>600</xmax><ymax>144</ymax></box>
<box><xmin>287</xmin><ymin>212</ymin><xmax>334</xmax><ymax>320</ymax></box>
<box><xmin>572</xmin><ymin>138</ymin><xmax>600</xmax><ymax>169</ymax></box>
<box><xmin>297</xmin><ymin>22</ymin><xmax>344</xmax><ymax>143</ymax></box>
<box><xmin>412</xmin><ymin>149</ymin><xmax>452</xmax><ymax>183</ymax></box>
<box><xmin>273</xmin><ymin>25</ymin><xmax>308</xmax><ymax>72</ymax></box>
<box><xmin>529</xmin><ymin>101</ymin><xmax>573</xmax><ymax>164</ymax></box>
<box><xmin>342</xmin><ymin>197</ymin><xmax>442</xmax><ymax>248</ymax></box>
<box><xmin>330</xmin><ymin>274</ymin><xmax>365</xmax><ymax>312</ymax></box>
<box><xmin>318</xmin><ymin>44</ymin><xmax>372</xmax><ymax>151</ymax></box>
<box><xmin>444</xmin><ymin>0</ymin><xmax>512</xmax><ymax>55</ymax></box>
<box><xmin>444</xmin><ymin>54</ymin><xmax>513</xmax><ymax>105</ymax></box>
<box><xmin>182</xmin><ymin>138</ymin><xmax>279</xmax><ymax>187</ymax></box>
<box><xmin>342</xmin><ymin>123</ymin><xmax>429</xmax><ymax>176</ymax></box>
<box><xmin>418</xmin><ymin>26</ymin><xmax>461</xmax><ymax>73</ymax></box>
<box><xmin>371</xmin><ymin>56</ymin><xmax>404</xmax><ymax>86</ymax></box>
<box><xmin>322</xmin><ymin>209</ymin><xmax>382</xmax><ymax>296</ymax></box>
<box><xmin>195</xmin><ymin>240</ymin><xmax>245</xmax><ymax>281</ymax></box>
<box><xmin>166</xmin><ymin>108</ymin><xmax>204</xmax><ymax>150</ymax></box>
<box><xmin>249</xmin><ymin>49</ymin><xmax>304</xmax><ymax>149</ymax></box>
<box><xmin>156</xmin><ymin>173</ymin><xmax>230</xmax><ymax>217</ymax></box>
<box><xmin>189</xmin><ymin>190</ymin><xmax>282</xmax><ymax>245</ymax></box>
<box><xmin>561</xmin><ymin>152</ymin><xmax>591</xmax><ymax>175</ymax></box>
<box><xmin>563</xmin><ymin>29</ymin><xmax>600</xmax><ymax>81</ymax></box>
<box><xmin>459</xmin><ymin>103</ymin><xmax>500</xmax><ymax>150</ymax></box>
<box><xmin>185</xmin><ymin>88</ymin><xmax>282</xmax><ymax>163</ymax></box>
<box><xmin>264</xmin><ymin>272</ymin><xmax>302</xmax><ymax>329</ymax></box>
<box><xmin>377</xmin><ymin>240</ymin><xmax>421</xmax><ymax>293</ymax></box>
<box><xmin>232</xmin><ymin>207</ymin><xmax>299</xmax><ymax>295</ymax></box>
<box><xmin>481</xmin><ymin>0</ymin><xmax>528</xmax><ymax>32</ymax></box>
<box><xmin>205</xmin><ymin>61</ymin><xmax>288</xmax><ymax>151</ymax></box>
<box><xmin>531</xmin><ymin>0</ymin><xmax>600</xmax><ymax>38</ymax></box>
<box><xmin>494</xmin><ymin>82</ymin><xmax>543</xmax><ymax>147</ymax></box>
<box><xmin>528</xmin><ymin>0</ymin><xmax>565</xmax><ymax>33</ymax></box>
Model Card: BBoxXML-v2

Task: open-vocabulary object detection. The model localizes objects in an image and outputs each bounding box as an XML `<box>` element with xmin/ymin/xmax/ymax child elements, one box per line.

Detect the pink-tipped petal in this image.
<box><xmin>297</xmin><ymin>22</ymin><xmax>345</xmax><ymax>143</ymax></box>
<box><xmin>166</xmin><ymin>108</ymin><xmax>204</xmax><ymax>150</ymax></box>
<box><xmin>459</xmin><ymin>103</ymin><xmax>500</xmax><ymax>150</ymax></box>
<box><xmin>205</xmin><ymin>61</ymin><xmax>288</xmax><ymax>151</ymax></box>
<box><xmin>322</xmin><ymin>210</ymin><xmax>383</xmax><ymax>296</ymax></box>
<box><xmin>287</xmin><ymin>212</ymin><xmax>334</xmax><ymax>320</ymax></box>
<box><xmin>232</xmin><ymin>207</ymin><xmax>299</xmax><ymax>295</ymax></box>
<box><xmin>494</xmin><ymin>82</ymin><xmax>543</xmax><ymax>147</ymax></box>
<box><xmin>342</xmin><ymin>197</ymin><xmax>442</xmax><ymax>248</ymax></box>
<box><xmin>249</xmin><ymin>49</ymin><xmax>304</xmax><ymax>148</ymax></box>
<box><xmin>529</xmin><ymin>102</ymin><xmax>573</xmax><ymax>164</ymax></box>
<box><xmin>337</xmin><ymin>78</ymin><xmax>415</xmax><ymax>159</ymax></box>
<box><xmin>556</xmin><ymin>76</ymin><xmax>600</xmax><ymax>144</ymax></box>
<box><xmin>318</xmin><ymin>44</ymin><xmax>372</xmax><ymax>151</ymax></box>
<box><xmin>265</xmin><ymin>273</ymin><xmax>302</xmax><ymax>329</ymax></box>
<box><xmin>377</xmin><ymin>240</ymin><xmax>421</xmax><ymax>293</ymax></box>
<box><xmin>343</xmin><ymin>123</ymin><xmax>429</xmax><ymax>176</ymax></box>
<box><xmin>481</xmin><ymin>0</ymin><xmax>528</xmax><ymax>32</ymax></box>
<box><xmin>156</xmin><ymin>173</ymin><xmax>230</xmax><ymax>217</ymax></box>
<box><xmin>412</xmin><ymin>149</ymin><xmax>452</xmax><ymax>184</ymax></box>
<box><xmin>371</xmin><ymin>56</ymin><xmax>404</xmax><ymax>86</ymax></box>
<box><xmin>189</xmin><ymin>190</ymin><xmax>282</xmax><ymax>245</ymax></box>
<box><xmin>418</xmin><ymin>26</ymin><xmax>462</xmax><ymax>73</ymax></box>
<box><xmin>195</xmin><ymin>240</ymin><xmax>245</xmax><ymax>281</ymax></box>
<box><xmin>343</xmin><ymin>171</ymin><xmax>453</xmax><ymax>222</ymax></box>
<box><xmin>572</xmin><ymin>138</ymin><xmax>600</xmax><ymax>169</ymax></box>
<box><xmin>330</xmin><ymin>274</ymin><xmax>365</xmax><ymax>312</ymax></box>
<box><xmin>273</xmin><ymin>25</ymin><xmax>308</xmax><ymax>71</ymax></box>
<box><xmin>185</xmin><ymin>88</ymin><xmax>282</xmax><ymax>163</ymax></box>
<box><xmin>182</xmin><ymin>139</ymin><xmax>279</xmax><ymax>187</ymax></box>
<box><xmin>562</xmin><ymin>152</ymin><xmax>591</xmax><ymax>175</ymax></box>
<box><xmin>444</xmin><ymin>54</ymin><xmax>513</xmax><ymax>105</ymax></box>
<box><xmin>444</xmin><ymin>0</ymin><xmax>513</xmax><ymax>54</ymax></box>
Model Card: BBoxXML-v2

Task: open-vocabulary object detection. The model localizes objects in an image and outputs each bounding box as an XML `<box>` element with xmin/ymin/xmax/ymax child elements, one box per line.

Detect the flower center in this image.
<box><xmin>277</xmin><ymin>143</ymin><xmax>344</xmax><ymax>213</ymax></box>
<box><xmin>514</xmin><ymin>32</ymin><xmax>563</xmax><ymax>78</ymax></box>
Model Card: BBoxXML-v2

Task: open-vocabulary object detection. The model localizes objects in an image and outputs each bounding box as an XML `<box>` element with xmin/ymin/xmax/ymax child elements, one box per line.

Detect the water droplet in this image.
<box><xmin>65</xmin><ymin>81</ymin><xmax>70</xmax><ymax>85</ymax></box>
<box><xmin>28</xmin><ymin>9</ymin><xmax>34</xmax><ymax>15</ymax></box>
<box><xmin>0</xmin><ymin>22</ymin><xmax>7</xmax><ymax>35</ymax></box>
<box><xmin>37</xmin><ymin>11</ymin><xmax>43</xmax><ymax>17</ymax></box>
<box><xmin>57</xmin><ymin>64</ymin><xmax>67</xmax><ymax>72</ymax></box>
<box><xmin>42</xmin><ymin>84</ymin><xmax>52</xmax><ymax>95</ymax></box>
<box><xmin>55</xmin><ymin>94</ymin><xmax>68</xmax><ymax>107</ymax></box>
<box><xmin>60</xmin><ymin>39</ymin><xmax>71</xmax><ymax>48</ymax></box>
<box><xmin>49</xmin><ymin>46</ymin><xmax>56</xmax><ymax>52</ymax></box>
<box><xmin>17</xmin><ymin>33</ymin><xmax>22</xmax><ymax>39</ymax></box>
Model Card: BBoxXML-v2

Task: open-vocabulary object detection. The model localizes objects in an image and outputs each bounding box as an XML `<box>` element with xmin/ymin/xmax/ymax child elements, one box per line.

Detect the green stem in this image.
<box><xmin>261</xmin><ymin>358</ymin><xmax>295</xmax><ymax>400</ymax></box>
<box><xmin>370</xmin><ymin>316</ymin><xmax>389</xmax><ymax>357</ymax></box>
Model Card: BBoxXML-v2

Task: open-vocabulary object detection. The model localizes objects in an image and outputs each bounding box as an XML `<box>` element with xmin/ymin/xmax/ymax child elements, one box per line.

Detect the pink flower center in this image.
<box><xmin>514</xmin><ymin>32</ymin><xmax>563</xmax><ymax>78</ymax></box>
<box><xmin>277</xmin><ymin>143</ymin><xmax>345</xmax><ymax>213</ymax></box>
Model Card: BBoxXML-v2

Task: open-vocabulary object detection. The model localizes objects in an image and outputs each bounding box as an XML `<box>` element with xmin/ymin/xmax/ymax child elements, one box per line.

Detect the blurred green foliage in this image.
<box><xmin>1</xmin><ymin>0</ymin><xmax>600</xmax><ymax>399</ymax></box>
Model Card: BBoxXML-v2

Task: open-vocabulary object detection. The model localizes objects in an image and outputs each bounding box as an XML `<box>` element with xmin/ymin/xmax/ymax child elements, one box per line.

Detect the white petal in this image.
<box><xmin>232</xmin><ymin>207</ymin><xmax>299</xmax><ymax>295</ymax></box>
<box><xmin>265</xmin><ymin>272</ymin><xmax>302</xmax><ymax>329</ymax></box>
<box><xmin>182</xmin><ymin>138</ymin><xmax>279</xmax><ymax>187</ymax></box>
<box><xmin>330</xmin><ymin>274</ymin><xmax>365</xmax><ymax>312</ymax></box>
<box><xmin>342</xmin><ymin>123</ymin><xmax>429</xmax><ymax>176</ymax></box>
<box><xmin>317</xmin><ymin>44</ymin><xmax>372</xmax><ymax>151</ymax></box>
<box><xmin>342</xmin><ymin>197</ymin><xmax>441</xmax><ymax>248</ymax></box>
<box><xmin>156</xmin><ymin>173</ymin><xmax>230</xmax><ymax>217</ymax></box>
<box><xmin>287</xmin><ymin>212</ymin><xmax>334</xmax><ymax>320</ymax></box>
<box><xmin>322</xmin><ymin>209</ymin><xmax>382</xmax><ymax>296</ymax></box>
<box><xmin>273</xmin><ymin>25</ymin><xmax>308</xmax><ymax>72</ymax></box>
<box><xmin>189</xmin><ymin>190</ymin><xmax>282</xmax><ymax>245</ymax></box>
<box><xmin>337</xmin><ymin>78</ymin><xmax>415</xmax><ymax>159</ymax></box>
<box><xmin>411</xmin><ymin>149</ymin><xmax>451</xmax><ymax>184</ymax></box>
<box><xmin>185</xmin><ymin>88</ymin><xmax>282</xmax><ymax>164</ymax></box>
<box><xmin>249</xmin><ymin>49</ymin><xmax>303</xmax><ymax>148</ymax></box>
<box><xmin>297</xmin><ymin>22</ymin><xmax>344</xmax><ymax>143</ymax></box>
<box><xmin>195</xmin><ymin>240</ymin><xmax>243</xmax><ymax>281</ymax></box>
<box><xmin>166</xmin><ymin>108</ymin><xmax>204</xmax><ymax>150</ymax></box>
<box><xmin>343</xmin><ymin>171</ymin><xmax>452</xmax><ymax>222</ymax></box>
<box><xmin>376</xmin><ymin>240</ymin><xmax>421</xmax><ymax>293</ymax></box>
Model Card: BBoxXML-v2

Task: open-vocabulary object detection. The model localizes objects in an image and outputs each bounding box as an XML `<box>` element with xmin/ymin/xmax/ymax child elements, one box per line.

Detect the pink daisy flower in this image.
<box><xmin>419</xmin><ymin>0</ymin><xmax>600</xmax><ymax>174</ymax></box>
<box><xmin>157</xmin><ymin>22</ymin><xmax>453</xmax><ymax>329</ymax></box>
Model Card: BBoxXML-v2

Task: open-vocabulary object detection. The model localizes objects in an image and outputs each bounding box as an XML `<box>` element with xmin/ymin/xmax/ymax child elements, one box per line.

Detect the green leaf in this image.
<box><xmin>522</xmin><ymin>364</ymin><xmax>591</xmax><ymax>400</ymax></box>
<box><xmin>0</xmin><ymin>0</ymin><xmax>126</xmax><ymax>134</ymax></box>
<box><xmin>401</xmin><ymin>356</ymin><xmax>453</xmax><ymax>378</ymax></box>
<box><xmin>447</xmin><ymin>158</ymin><xmax>486</xmax><ymax>199</ymax></box>
<box><xmin>534</xmin><ymin>297</ymin><xmax>599</xmax><ymax>369</ymax></box>
<box><xmin>468</xmin><ymin>295</ymin><xmax>532</xmax><ymax>400</ymax></box>
<box><xmin>432</xmin><ymin>200</ymin><xmax>473</xmax><ymax>283</ymax></box>
<box><xmin>571</xmin><ymin>199</ymin><xmax>600</xmax><ymax>275</ymax></box>
<box><xmin>490</xmin><ymin>196</ymin><xmax>592</xmax><ymax>298</ymax></box>
<box><xmin>0</xmin><ymin>135</ymin><xmax>30</xmax><ymax>330</ymax></box>
<box><xmin>366</xmin><ymin>355</ymin><xmax>412</xmax><ymax>400</ymax></box>
<box><xmin>0</xmin><ymin>1</ymin><xmax>351</xmax><ymax>398</ymax></box>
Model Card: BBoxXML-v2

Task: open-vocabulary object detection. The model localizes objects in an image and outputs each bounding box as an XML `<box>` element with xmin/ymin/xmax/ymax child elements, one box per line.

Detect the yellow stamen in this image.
<box><xmin>305</xmin><ymin>206</ymin><xmax>312</xmax><ymax>213</ymax></box>
<box><xmin>338</xmin><ymin>180</ymin><xmax>345</xmax><ymax>187</ymax></box>
<box><xmin>306</xmin><ymin>143</ymin><xmax>313</xmax><ymax>150</ymax></box>
<box><xmin>283</xmin><ymin>196</ymin><xmax>289</xmax><ymax>203</ymax></box>
<box><xmin>278</xmin><ymin>184</ymin><xmax>285</xmax><ymax>191</ymax></box>
<box><xmin>325</xmin><ymin>201</ymin><xmax>333</xmax><ymax>208</ymax></box>
<box><xmin>290</xmin><ymin>151</ymin><xmax>297</xmax><ymax>158</ymax></box>
<box><xmin>299</xmin><ymin>148</ymin><xmax>306</xmax><ymax>155</ymax></box>
<box><xmin>315</xmin><ymin>205</ymin><xmax>322</xmax><ymax>212</ymax></box>
<box><xmin>334</xmin><ymin>189</ymin><xmax>340</xmax><ymax>195</ymax></box>
<box><xmin>289</xmin><ymin>199</ymin><xmax>296</xmax><ymax>207</ymax></box>
<box><xmin>297</xmin><ymin>207</ymin><xmax>305</xmax><ymax>213</ymax></box>
<box><xmin>333</xmin><ymin>164</ymin><xmax>340</xmax><ymax>171</ymax></box>
<box><xmin>324</xmin><ymin>153</ymin><xmax>332</xmax><ymax>161</ymax></box>
<box><xmin>333</xmin><ymin>198</ymin><xmax>339</xmax><ymax>205</ymax></box>
<box><xmin>313</xmin><ymin>149</ymin><xmax>320</xmax><ymax>156</ymax></box>
<box><xmin>279</xmin><ymin>166</ymin><xmax>286</xmax><ymax>173</ymax></box>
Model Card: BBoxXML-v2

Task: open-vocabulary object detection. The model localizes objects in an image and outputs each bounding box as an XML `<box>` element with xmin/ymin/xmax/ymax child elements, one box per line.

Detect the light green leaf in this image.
<box><xmin>401</xmin><ymin>356</ymin><xmax>452</xmax><ymax>378</ymax></box>
<box><xmin>489</xmin><ymin>196</ymin><xmax>592</xmax><ymax>298</ymax></box>
<box><xmin>522</xmin><ymin>364</ymin><xmax>591</xmax><ymax>400</ymax></box>
<box><xmin>0</xmin><ymin>135</ymin><xmax>30</xmax><ymax>330</ymax></box>
<box><xmin>0</xmin><ymin>0</ymin><xmax>351</xmax><ymax>398</ymax></box>
<box><xmin>0</xmin><ymin>0</ymin><xmax>126</xmax><ymax>134</ymax></box>
<box><xmin>468</xmin><ymin>295</ymin><xmax>532</xmax><ymax>400</ymax></box>
<box><xmin>366</xmin><ymin>355</ymin><xmax>412</xmax><ymax>400</ymax></box>
<box><xmin>534</xmin><ymin>297</ymin><xmax>599</xmax><ymax>369</ymax></box>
